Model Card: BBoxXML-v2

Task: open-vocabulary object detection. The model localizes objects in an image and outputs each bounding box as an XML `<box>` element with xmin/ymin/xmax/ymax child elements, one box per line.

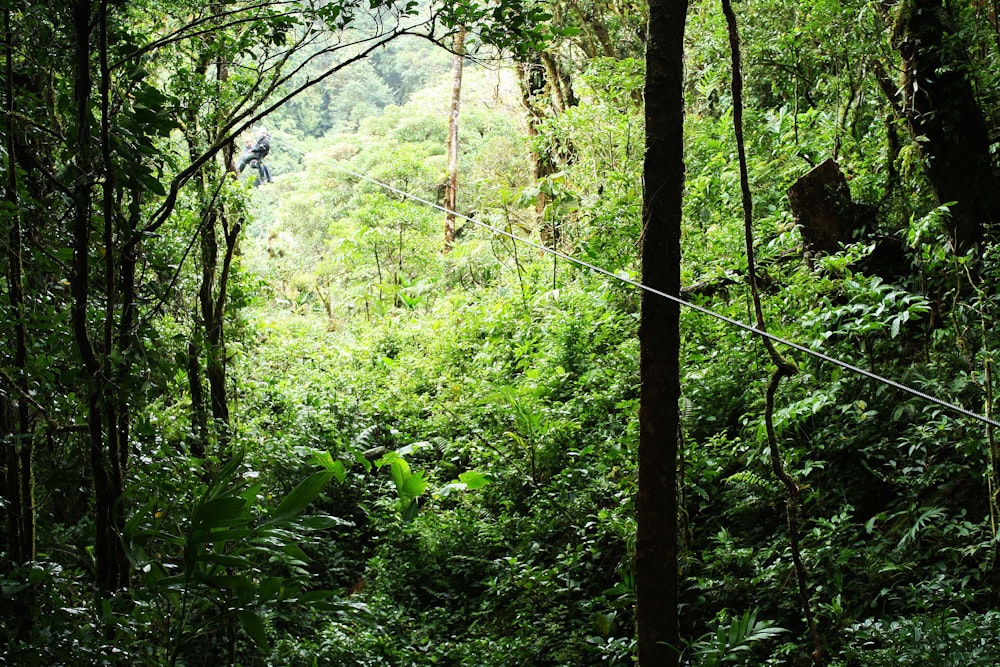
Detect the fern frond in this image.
<box><xmin>724</xmin><ymin>469</ymin><xmax>768</xmax><ymax>490</ymax></box>
<box><xmin>895</xmin><ymin>506</ymin><xmax>947</xmax><ymax>552</ymax></box>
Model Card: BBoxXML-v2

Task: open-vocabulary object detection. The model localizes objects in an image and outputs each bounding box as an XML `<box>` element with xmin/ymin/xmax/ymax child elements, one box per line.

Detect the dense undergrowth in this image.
<box><xmin>213</xmin><ymin>51</ymin><xmax>1000</xmax><ymax>664</ymax></box>
<box><xmin>4</xmin><ymin>0</ymin><xmax>1000</xmax><ymax>665</ymax></box>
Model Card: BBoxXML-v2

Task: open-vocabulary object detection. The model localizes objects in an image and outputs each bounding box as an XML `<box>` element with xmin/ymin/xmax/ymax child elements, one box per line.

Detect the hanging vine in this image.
<box><xmin>720</xmin><ymin>0</ymin><xmax>824</xmax><ymax>664</ymax></box>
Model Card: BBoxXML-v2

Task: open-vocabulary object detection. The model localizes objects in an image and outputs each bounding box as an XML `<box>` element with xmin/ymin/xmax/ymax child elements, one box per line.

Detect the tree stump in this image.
<box><xmin>787</xmin><ymin>158</ymin><xmax>859</xmax><ymax>256</ymax></box>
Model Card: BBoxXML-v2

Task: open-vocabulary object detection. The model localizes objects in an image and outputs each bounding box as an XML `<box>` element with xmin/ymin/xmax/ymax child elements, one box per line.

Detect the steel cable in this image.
<box><xmin>332</xmin><ymin>162</ymin><xmax>1000</xmax><ymax>429</ymax></box>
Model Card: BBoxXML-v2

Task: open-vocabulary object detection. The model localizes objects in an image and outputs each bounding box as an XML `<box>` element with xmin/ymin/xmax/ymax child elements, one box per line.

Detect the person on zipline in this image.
<box><xmin>237</xmin><ymin>126</ymin><xmax>273</xmax><ymax>186</ymax></box>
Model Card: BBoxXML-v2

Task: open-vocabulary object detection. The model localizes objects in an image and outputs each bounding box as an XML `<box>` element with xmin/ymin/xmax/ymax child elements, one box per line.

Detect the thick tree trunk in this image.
<box><xmin>637</xmin><ymin>0</ymin><xmax>687</xmax><ymax>664</ymax></box>
<box><xmin>518</xmin><ymin>56</ymin><xmax>554</xmax><ymax>186</ymax></box>
<box><xmin>200</xmin><ymin>208</ymin><xmax>226</xmax><ymax>423</ymax></box>
<box><xmin>540</xmin><ymin>51</ymin><xmax>576</xmax><ymax>113</ymax></box>
<box><xmin>187</xmin><ymin>336</ymin><xmax>209</xmax><ymax>457</ymax></box>
<box><xmin>198</xmin><ymin>204</ymin><xmax>241</xmax><ymax>450</ymax></box>
<box><xmin>893</xmin><ymin>0</ymin><xmax>1000</xmax><ymax>251</ymax></box>
<box><xmin>1</xmin><ymin>398</ymin><xmax>33</xmax><ymax>565</ymax></box>
<box><xmin>99</xmin><ymin>0</ymin><xmax>133</xmax><ymax>591</ymax></box>
<box><xmin>444</xmin><ymin>26</ymin><xmax>465</xmax><ymax>253</ymax></box>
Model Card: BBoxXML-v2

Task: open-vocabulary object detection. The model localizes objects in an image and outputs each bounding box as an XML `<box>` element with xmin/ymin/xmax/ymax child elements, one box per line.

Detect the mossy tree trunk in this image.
<box><xmin>892</xmin><ymin>0</ymin><xmax>1000</xmax><ymax>252</ymax></box>
<box><xmin>444</xmin><ymin>26</ymin><xmax>466</xmax><ymax>253</ymax></box>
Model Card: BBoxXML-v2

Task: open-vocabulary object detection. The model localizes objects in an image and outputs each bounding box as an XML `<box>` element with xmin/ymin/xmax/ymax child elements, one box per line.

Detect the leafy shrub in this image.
<box><xmin>837</xmin><ymin>611</ymin><xmax>1000</xmax><ymax>667</ymax></box>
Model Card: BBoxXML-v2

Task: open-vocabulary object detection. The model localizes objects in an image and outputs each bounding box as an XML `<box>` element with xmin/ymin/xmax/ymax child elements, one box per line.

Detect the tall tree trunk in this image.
<box><xmin>183</xmin><ymin>54</ymin><xmax>213</xmax><ymax>456</ymax></box>
<box><xmin>444</xmin><ymin>26</ymin><xmax>466</xmax><ymax>253</ymax></box>
<box><xmin>201</xmin><ymin>25</ymin><xmax>244</xmax><ymax>453</ymax></box>
<box><xmin>98</xmin><ymin>0</ymin><xmax>132</xmax><ymax>589</ymax></box>
<box><xmin>892</xmin><ymin>0</ymin><xmax>1000</xmax><ymax>251</ymax></box>
<box><xmin>200</xmin><ymin>206</ymin><xmax>227</xmax><ymax>428</ymax></box>
<box><xmin>540</xmin><ymin>51</ymin><xmax>576</xmax><ymax>113</ymax></box>
<box><xmin>637</xmin><ymin>0</ymin><xmax>687</xmax><ymax>664</ymax></box>
<box><xmin>197</xmin><ymin>200</ymin><xmax>241</xmax><ymax>452</ymax></box>
<box><xmin>518</xmin><ymin>55</ymin><xmax>553</xmax><ymax>187</ymax></box>
<box><xmin>72</xmin><ymin>0</ymin><xmax>129</xmax><ymax>593</ymax></box>
<box><xmin>2</xmin><ymin>4</ymin><xmax>34</xmax><ymax>567</ymax></box>
<box><xmin>188</xmin><ymin>28</ymin><xmax>241</xmax><ymax>455</ymax></box>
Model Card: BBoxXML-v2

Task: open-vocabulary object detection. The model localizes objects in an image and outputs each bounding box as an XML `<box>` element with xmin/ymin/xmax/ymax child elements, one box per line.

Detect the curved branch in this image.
<box><xmin>111</xmin><ymin>0</ymin><xmax>301</xmax><ymax>70</ymax></box>
<box><xmin>141</xmin><ymin>21</ymin><xmax>429</xmax><ymax>238</ymax></box>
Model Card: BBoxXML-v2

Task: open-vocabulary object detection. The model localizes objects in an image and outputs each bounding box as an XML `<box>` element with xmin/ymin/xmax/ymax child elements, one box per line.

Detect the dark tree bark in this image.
<box><xmin>187</xmin><ymin>336</ymin><xmax>209</xmax><ymax>457</ymax></box>
<box><xmin>184</xmin><ymin>12</ymin><xmax>244</xmax><ymax>455</ymax></box>
<box><xmin>518</xmin><ymin>56</ymin><xmax>557</xmax><ymax>183</ymax></box>
<box><xmin>892</xmin><ymin>0</ymin><xmax>1000</xmax><ymax>251</ymax></box>
<box><xmin>539</xmin><ymin>51</ymin><xmax>576</xmax><ymax>113</ymax></box>
<box><xmin>2</xmin><ymin>4</ymin><xmax>34</xmax><ymax>567</ymax></box>
<box><xmin>200</xmin><ymin>205</ymin><xmax>229</xmax><ymax>435</ymax></box>
<box><xmin>637</xmin><ymin>0</ymin><xmax>687</xmax><ymax>664</ymax></box>
<box><xmin>71</xmin><ymin>0</ymin><xmax>131</xmax><ymax>593</ymax></box>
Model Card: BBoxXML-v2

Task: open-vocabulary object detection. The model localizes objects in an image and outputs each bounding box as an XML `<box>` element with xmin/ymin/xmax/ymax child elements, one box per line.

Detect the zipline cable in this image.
<box><xmin>332</xmin><ymin>162</ymin><xmax>1000</xmax><ymax>429</ymax></box>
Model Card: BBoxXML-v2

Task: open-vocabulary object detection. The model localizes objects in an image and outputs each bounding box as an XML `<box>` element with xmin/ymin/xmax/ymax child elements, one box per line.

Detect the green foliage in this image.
<box><xmin>803</xmin><ymin>273</ymin><xmax>931</xmax><ymax>354</ymax></box>
<box><xmin>7</xmin><ymin>0</ymin><xmax>1000</xmax><ymax>664</ymax></box>
<box><xmin>123</xmin><ymin>450</ymin><xmax>351</xmax><ymax>664</ymax></box>
<box><xmin>683</xmin><ymin>609</ymin><xmax>787</xmax><ymax>666</ymax></box>
<box><xmin>225</xmin><ymin>260</ymin><xmax>640</xmax><ymax>663</ymax></box>
<box><xmin>837</xmin><ymin>611</ymin><xmax>1000</xmax><ymax>667</ymax></box>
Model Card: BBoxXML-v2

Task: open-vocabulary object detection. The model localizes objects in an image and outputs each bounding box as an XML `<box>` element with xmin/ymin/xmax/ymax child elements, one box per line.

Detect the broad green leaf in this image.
<box><xmin>458</xmin><ymin>471</ymin><xmax>489</xmax><ymax>490</ymax></box>
<box><xmin>259</xmin><ymin>577</ymin><xmax>283</xmax><ymax>603</ymax></box>
<box><xmin>354</xmin><ymin>449</ymin><xmax>373</xmax><ymax>473</ymax></box>
<box><xmin>201</xmin><ymin>553</ymin><xmax>250</xmax><ymax>568</ymax></box>
<box><xmin>313</xmin><ymin>452</ymin><xmax>347</xmax><ymax>482</ymax></box>
<box><xmin>124</xmin><ymin>500</ymin><xmax>157</xmax><ymax>537</ymax></box>
<box><xmin>389</xmin><ymin>458</ymin><xmax>411</xmax><ymax>492</ymax></box>
<box><xmin>400</xmin><ymin>470</ymin><xmax>428</xmax><ymax>498</ymax></box>
<box><xmin>298</xmin><ymin>589</ymin><xmax>339</xmax><ymax>604</ymax></box>
<box><xmin>329</xmin><ymin>460</ymin><xmax>347</xmax><ymax>483</ymax></box>
<box><xmin>237</xmin><ymin>609</ymin><xmax>269</xmax><ymax>651</ymax></box>
<box><xmin>207</xmin><ymin>452</ymin><xmax>246</xmax><ymax>497</ymax></box>
<box><xmin>193</xmin><ymin>497</ymin><xmax>248</xmax><ymax>533</ymax></box>
<box><xmin>241</xmin><ymin>481</ymin><xmax>263</xmax><ymax>503</ymax></box>
<box><xmin>280</xmin><ymin>542</ymin><xmax>312</xmax><ymax>564</ymax></box>
<box><xmin>270</xmin><ymin>470</ymin><xmax>335</xmax><ymax>523</ymax></box>
<box><xmin>401</xmin><ymin>498</ymin><xmax>420</xmax><ymax>522</ymax></box>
